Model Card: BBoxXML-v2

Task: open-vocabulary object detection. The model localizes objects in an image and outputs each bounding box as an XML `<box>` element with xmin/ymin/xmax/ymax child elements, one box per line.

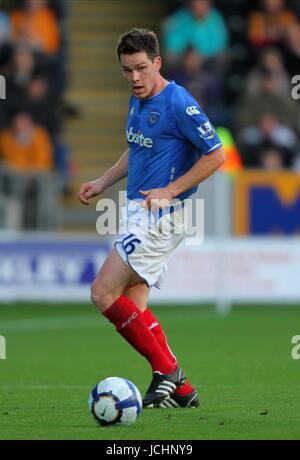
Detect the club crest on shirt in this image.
<box><xmin>197</xmin><ymin>121</ymin><xmax>215</xmax><ymax>140</ymax></box>
<box><xmin>148</xmin><ymin>110</ymin><xmax>161</xmax><ymax>126</ymax></box>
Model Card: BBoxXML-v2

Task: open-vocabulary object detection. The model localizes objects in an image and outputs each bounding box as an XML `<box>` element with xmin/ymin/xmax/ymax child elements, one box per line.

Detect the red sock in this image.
<box><xmin>143</xmin><ymin>308</ymin><xmax>177</xmax><ymax>364</ymax></box>
<box><xmin>143</xmin><ymin>308</ymin><xmax>194</xmax><ymax>396</ymax></box>
<box><xmin>103</xmin><ymin>295</ymin><xmax>176</xmax><ymax>374</ymax></box>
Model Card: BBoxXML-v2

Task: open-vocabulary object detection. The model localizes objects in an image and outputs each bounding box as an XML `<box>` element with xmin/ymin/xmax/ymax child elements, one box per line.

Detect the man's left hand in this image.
<box><xmin>139</xmin><ymin>188</ymin><xmax>174</xmax><ymax>211</ymax></box>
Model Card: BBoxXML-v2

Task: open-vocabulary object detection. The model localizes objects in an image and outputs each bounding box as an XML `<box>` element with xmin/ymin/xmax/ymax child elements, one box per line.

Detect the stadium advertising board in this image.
<box><xmin>0</xmin><ymin>235</ymin><xmax>299</xmax><ymax>304</ymax></box>
<box><xmin>234</xmin><ymin>171</ymin><xmax>300</xmax><ymax>236</ymax></box>
<box><xmin>0</xmin><ymin>236</ymin><xmax>110</xmax><ymax>301</ymax></box>
<box><xmin>150</xmin><ymin>238</ymin><xmax>300</xmax><ymax>304</ymax></box>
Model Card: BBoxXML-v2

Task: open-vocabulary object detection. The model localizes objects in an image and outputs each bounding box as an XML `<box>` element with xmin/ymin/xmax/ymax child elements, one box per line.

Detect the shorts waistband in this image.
<box><xmin>126</xmin><ymin>199</ymin><xmax>185</xmax><ymax>217</ymax></box>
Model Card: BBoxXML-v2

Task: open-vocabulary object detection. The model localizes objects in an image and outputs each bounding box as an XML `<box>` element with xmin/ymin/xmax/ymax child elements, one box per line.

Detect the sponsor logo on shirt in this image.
<box><xmin>126</xmin><ymin>126</ymin><xmax>153</xmax><ymax>148</ymax></box>
<box><xmin>186</xmin><ymin>105</ymin><xmax>200</xmax><ymax>116</ymax></box>
<box><xmin>197</xmin><ymin>121</ymin><xmax>215</xmax><ymax>140</ymax></box>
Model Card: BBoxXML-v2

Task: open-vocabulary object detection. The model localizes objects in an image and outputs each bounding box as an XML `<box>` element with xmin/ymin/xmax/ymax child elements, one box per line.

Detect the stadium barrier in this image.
<box><xmin>0</xmin><ymin>233</ymin><xmax>299</xmax><ymax>305</ymax></box>
<box><xmin>0</xmin><ymin>167</ymin><xmax>61</xmax><ymax>230</ymax></box>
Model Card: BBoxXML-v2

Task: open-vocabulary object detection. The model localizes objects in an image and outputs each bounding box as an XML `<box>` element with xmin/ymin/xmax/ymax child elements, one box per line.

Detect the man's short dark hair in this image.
<box><xmin>116</xmin><ymin>28</ymin><xmax>160</xmax><ymax>62</ymax></box>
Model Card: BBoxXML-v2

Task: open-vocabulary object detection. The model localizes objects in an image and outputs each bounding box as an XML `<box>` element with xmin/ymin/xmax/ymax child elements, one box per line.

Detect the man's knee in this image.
<box><xmin>123</xmin><ymin>282</ymin><xmax>149</xmax><ymax>312</ymax></box>
<box><xmin>90</xmin><ymin>282</ymin><xmax>117</xmax><ymax>313</ymax></box>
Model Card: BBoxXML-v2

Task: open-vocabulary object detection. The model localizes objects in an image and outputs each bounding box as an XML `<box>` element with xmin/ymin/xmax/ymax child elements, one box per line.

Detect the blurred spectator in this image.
<box><xmin>162</xmin><ymin>0</ymin><xmax>229</xmax><ymax>66</ymax></box>
<box><xmin>238</xmin><ymin>112</ymin><xmax>299</xmax><ymax>167</ymax></box>
<box><xmin>0</xmin><ymin>112</ymin><xmax>53</xmax><ymax>172</ymax></box>
<box><xmin>0</xmin><ymin>46</ymin><xmax>36</xmax><ymax>127</ymax></box>
<box><xmin>24</xmin><ymin>74</ymin><xmax>59</xmax><ymax>139</ymax></box>
<box><xmin>25</xmin><ymin>74</ymin><xmax>70</xmax><ymax>192</ymax></box>
<box><xmin>7</xmin><ymin>45</ymin><xmax>36</xmax><ymax>89</ymax></box>
<box><xmin>169</xmin><ymin>47</ymin><xmax>224</xmax><ymax>118</ymax></box>
<box><xmin>259</xmin><ymin>146</ymin><xmax>286</xmax><ymax>170</ymax></box>
<box><xmin>245</xmin><ymin>46</ymin><xmax>290</xmax><ymax>96</ymax></box>
<box><xmin>235</xmin><ymin>67</ymin><xmax>298</xmax><ymax>131</ymax></box>
<box><xmin>10</xmin><ymin>0</ymin><xmax>60</xmax><ymax>55</ymax></box>
<box><xmin>0</xmin><ymin>47</ymin><xmax>36</xmax><ymax>129</ymax></box>
<box><xmin>248</xmin><ymin>0</ymin><xmax>298</xmax><ymax>50</ymax></box>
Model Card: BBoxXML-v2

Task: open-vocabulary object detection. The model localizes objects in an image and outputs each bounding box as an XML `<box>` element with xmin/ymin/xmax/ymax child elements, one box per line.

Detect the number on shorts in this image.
<box><xmin>122</xmin><ymin>234</ymin><xmax>142</xmax><ymax>255</ymax></box>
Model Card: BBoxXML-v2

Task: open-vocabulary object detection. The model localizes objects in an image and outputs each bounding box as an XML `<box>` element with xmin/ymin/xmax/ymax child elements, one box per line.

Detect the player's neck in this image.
<box><xmin>149</xmin><ymin>75</ymin><xmax>169</xmax><ymax>99</ymax></box>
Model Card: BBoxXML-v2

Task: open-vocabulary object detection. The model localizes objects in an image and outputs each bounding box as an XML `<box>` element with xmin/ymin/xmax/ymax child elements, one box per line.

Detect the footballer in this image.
<box><xmin>78</xmin><ymin>28</ymin><xmax>225</xmax><ymax>408</ymax></box>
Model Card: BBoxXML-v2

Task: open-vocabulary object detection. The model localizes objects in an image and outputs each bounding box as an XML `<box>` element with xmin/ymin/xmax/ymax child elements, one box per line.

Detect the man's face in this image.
<box><xmin>120</xmin><ymin>51</ymin><xmax>161</xmax><ymax>100</ymax></box>
<box><xmin>263</xmin><ymin>0</ymin><xmax>284</xmax><ymax>14</ymax></box>
<box><xmin>189</xmin><ymin>0</ymin><xmax>212</xmax><ymax>19</ymax></box>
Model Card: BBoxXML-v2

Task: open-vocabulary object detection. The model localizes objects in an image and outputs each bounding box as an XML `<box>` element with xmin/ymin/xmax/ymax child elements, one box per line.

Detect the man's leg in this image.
<box><xmin>124</xmin><ymin>283</ymin><xmax>197</xmax><ymax>402</ymax></box>
<box><xmin>124</xmin><ymin>283</ymin><xmax>177</xmax><ymax>364</ymax></box>
<box><xmin>91</xmin><ymin>248</ymin><xmax>176</xmax><ymax>375</ymax></box>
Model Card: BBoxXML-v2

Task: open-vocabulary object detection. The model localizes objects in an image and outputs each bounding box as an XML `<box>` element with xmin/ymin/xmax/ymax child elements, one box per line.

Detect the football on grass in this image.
<box><xmin>88</xmin><ymin>377</ymin><xmax>142</xmax><ymax>426</ymax></box>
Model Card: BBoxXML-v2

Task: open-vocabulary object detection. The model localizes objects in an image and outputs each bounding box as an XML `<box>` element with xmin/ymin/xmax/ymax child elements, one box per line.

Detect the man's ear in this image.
<box><xmin>154</xmin><ymin>56</ymin><xmax>162</xmax><ymax>71</ymax></box>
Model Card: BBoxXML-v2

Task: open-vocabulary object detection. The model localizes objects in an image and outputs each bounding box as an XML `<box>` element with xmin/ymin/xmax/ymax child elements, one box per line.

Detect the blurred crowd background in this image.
<box><xmin>0</xmin><ymin>0</ymin><xmax>75</xmax><ymax>229</ymax></box>
<box><xmin>0</xmin><ymin>0</ymin><xmax>299</xmax><ymax>231</ymax></box>
<box><xmin>162</xmin><ymin>0</ymin><xmax>300</xmax><ymax>172</ymax></box>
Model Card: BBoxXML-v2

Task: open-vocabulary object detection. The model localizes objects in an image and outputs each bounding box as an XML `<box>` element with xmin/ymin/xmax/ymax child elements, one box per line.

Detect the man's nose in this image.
<box><xmin>131</xmin><ymin>70</ymin><xmax>140</xmax><ymax>82</ymax></box>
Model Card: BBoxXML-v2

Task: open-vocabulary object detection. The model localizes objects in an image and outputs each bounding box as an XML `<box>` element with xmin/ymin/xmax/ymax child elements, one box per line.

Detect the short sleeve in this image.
<box><xmin>172</xmin><ymin>87</ymin><xmax>222</xmax><ymax>155</ymax></box>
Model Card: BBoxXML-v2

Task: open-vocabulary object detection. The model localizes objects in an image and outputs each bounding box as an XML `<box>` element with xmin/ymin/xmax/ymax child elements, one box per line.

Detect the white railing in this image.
<box><xmin>0</xmin><ymin>166</ymin><xmax>61</xmax><ymax>230</ymax></box>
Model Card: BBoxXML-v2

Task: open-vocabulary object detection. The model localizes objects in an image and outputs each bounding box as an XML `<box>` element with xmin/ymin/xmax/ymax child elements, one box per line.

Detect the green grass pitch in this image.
<box><xmin>0</xmin><ymin>303</ymin><xmax>299</xmax><ymax>440</ymax></box>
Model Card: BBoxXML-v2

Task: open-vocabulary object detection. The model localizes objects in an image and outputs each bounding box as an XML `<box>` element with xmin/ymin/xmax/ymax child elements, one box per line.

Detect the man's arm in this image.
<box><xmin>78</xmin><ymin>148</ymin><xmax>128</xmax><ymax>205</ymax></box>
<box><xmin>140</xmin><ymin>147</ymin><xmax>225</xmax><ymax>209</ymax></box>
<box><xmin>166</xmin><ymin>147</ymin><xmax>226</xmax><ymax>198</ymax></box>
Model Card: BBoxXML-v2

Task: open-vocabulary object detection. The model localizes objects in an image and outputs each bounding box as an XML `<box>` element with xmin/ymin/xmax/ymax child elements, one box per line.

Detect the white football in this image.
<box><xmin>88</xmin><ymin>377</ymin><xmax>142</xmax><ymax>426</ymax></box>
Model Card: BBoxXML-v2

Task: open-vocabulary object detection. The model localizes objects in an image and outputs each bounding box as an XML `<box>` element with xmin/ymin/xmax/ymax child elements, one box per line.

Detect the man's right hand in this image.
<box><xmin>77</xmin><ymin>179</ymin><xmax>105</xmax><ymax>205</ymax></box>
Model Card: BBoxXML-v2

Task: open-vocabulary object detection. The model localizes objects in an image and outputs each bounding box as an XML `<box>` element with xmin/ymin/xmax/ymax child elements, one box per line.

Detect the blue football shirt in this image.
<box><xmin>126</xmin><ymin>81</ymin><xmax>222</xmax><ymax>201</ymax></box>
